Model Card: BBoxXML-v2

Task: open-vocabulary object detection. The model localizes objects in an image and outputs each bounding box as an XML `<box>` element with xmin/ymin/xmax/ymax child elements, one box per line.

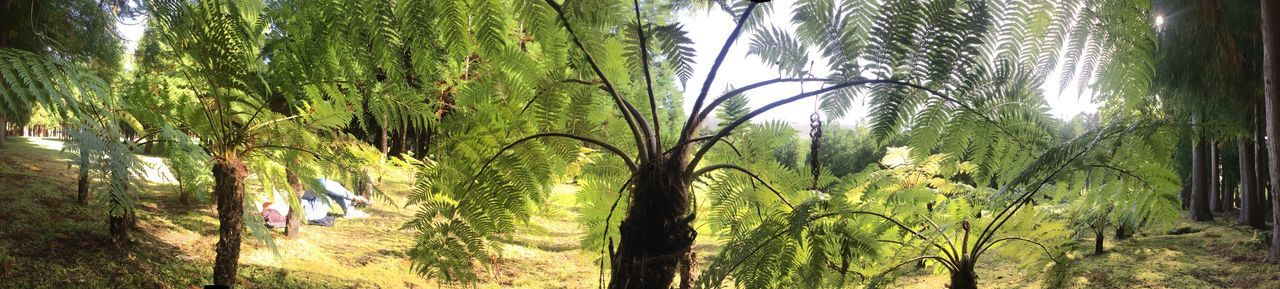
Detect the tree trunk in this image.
<box><xmin>378</xmin><ymin>125</ymin><xmax>388</xmax><ymax>154</ymax></box>
<box><xmin>0</xmin><ymin>114</ymin><xmax>7</xmax><ymax>147</ymax></box>
<box><xmin>1115</xmin><ymin>222</ymin><xmax>1132</xmax><ymax>241</ymax></box>
<box><xmin>1181</xmin><ymin>177</ymin><xmax>1191</xmax><ymax>210</ymax></box>
<box><xmin>109</xmin><ymin>211</ymin><xmax>134</xmax><ymax>245</ymax></box>
<box><xmin>1262</xmin><ymin>0</ymin><xmax>1280</xmax><ymax>261</ymax></box>
<box><xmin>1241</xmin><ymin>137</ymin><xmax>1266</xmax><ymax>228</ymax></box>
<box><xmin>1211</xmin><ymin>142</ymin><xmax>1223</xmax><ymax>212</ymax></box>
<box><xmin>284</xmin><ymin>170</ymin><xmax>304</xmax><ymax>238</ymax></box>
<box><xmin>1225</xmin><ymin>176</ymin><xmax>1237</xmax><ymax>212</ymax></box>
<box><xmin>949</xmin><ymin>264</ymin><xmax>978</xmax><ymax>289</ymax></box>
<box><xmin>608</xmin><ymin>155</ymin><xmax>695</xmax><ymax>289</ymax></box>
<box><xmin>1094</xmin><ymin>227</ymin><xmax>1105</xmax><ymax>255</ymax></box>
<box><xmin>1191</xmin><ymin>133</ymin><xmax>1213</xmax><ymax>221</ymax></box>
<box><xmin>77</xmin><ymin>153</ymin><xmax>91</xmax><ymax>205</ymax></box>
<box><xmin>212</xmin><ymin>156</ymin><xmax>248</xmax><ymax>287</ymax></box>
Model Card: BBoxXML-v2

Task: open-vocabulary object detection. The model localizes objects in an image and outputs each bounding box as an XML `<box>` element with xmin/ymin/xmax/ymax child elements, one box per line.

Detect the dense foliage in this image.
<box><xmin>7</xmin><ymin>0</ymin><xmax>1280</xmax><ymax>288</ymax></box>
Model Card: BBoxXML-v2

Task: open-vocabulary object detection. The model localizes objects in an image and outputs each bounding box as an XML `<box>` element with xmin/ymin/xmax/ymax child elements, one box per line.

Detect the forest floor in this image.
<box><xmin>0</xmin><ymin>136</ymin><xmax>1278</xmax><ymax>288</ymax></box>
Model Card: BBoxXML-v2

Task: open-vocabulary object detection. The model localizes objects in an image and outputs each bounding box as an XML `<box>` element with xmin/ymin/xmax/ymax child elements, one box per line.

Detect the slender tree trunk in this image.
<box><xmin>1225</xmin><ymin>176</ymin><xmax>1237</xmax><ymax>211</ymax></box>
<box><xmin>378</xmin><ymin>125</ymin><xmax>388</xmax><ymax>154</ymax></box>
<box><xmin>608</xmin><ymin>155</ymin><xmax>696</xmax><ymax>289</ymax></box>
<box><xmin>399</xmin><ymin>129</ymin><xmax>408</xmax><ymax>156</ymax></box>
<box><xmin>212</xmin><ymin>156</ymin><xmax>248</xmax><ymax>287</ymax></box>
<box><xmin>0</xmin><ymin>114</ymin><xmax>7</xmax><ymax>147</ymax></box>
<box><xmin>284</xmin><ymin>170</ymin><xmax>303</xmax><ymax>238</ymax></box>
<box><xmin>77</xmin><ymin>153</ymin><xmax>91</xmax><ymax>205</ymax></box>
<box><xmin>1241</xmin><ymin>136</ymin><xmax>1264</xmax><ymax>227</ymax></box>
<box><xmin>1211</xmin><ymin>142</ymin><xmax>1223</xmax><ymax>212</ymax></box>
<box><xmin>1181</xmin><ymin>176</ymin><xmax>1191</xmax><ymax>210</ymax></box>
<box><xmin>1261</xmin><ymin>0</ymin><xmax>1280</xmax><ymax>261</ymax></box>
<box><xmin>1191</xmin><ymin>133</ymin><xmax>1213</xmax><ymax>221</ymax></box>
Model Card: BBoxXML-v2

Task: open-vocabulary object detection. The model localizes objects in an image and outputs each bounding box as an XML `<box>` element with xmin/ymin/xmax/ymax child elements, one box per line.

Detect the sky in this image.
<box><xmin>114</xmin><ymin>6</ymin><xmax>1098</xmax><ymax>128</ymax></box>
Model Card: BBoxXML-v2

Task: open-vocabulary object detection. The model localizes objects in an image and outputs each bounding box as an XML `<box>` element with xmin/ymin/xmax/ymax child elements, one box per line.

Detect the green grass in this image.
<box><xmin>891</xmin><ymin>218</ymin><xmax>1280</xmax><ymax>289</ymax></box>
<box><xmin>0</xmin><ymin>137</ymin><xmax>605</xmax><ymax>288</ymax></box>
<box><xmin>1</xmin><ymin>136</ymin><xmax>1278</xmax><ymax>288</ymax></box>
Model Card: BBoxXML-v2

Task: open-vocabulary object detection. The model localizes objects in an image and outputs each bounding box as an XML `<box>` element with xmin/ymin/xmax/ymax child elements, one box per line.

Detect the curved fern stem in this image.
<box><xmin>809</xmin><ymin>209</ymin><xmax>960</xmax><ymax>263</ymax></box>
<box><xmin>542</xmin><ymin>0</ymin><xmax>655</xmax><ymax>161</ymax></box>
<box><xmin>976</xmin><ymin>236</ymin><xmax>1060</xmax><ymax>263</ymax></box>
<box><xmin>677</xmin><ymin>2</ymin><xmax>761</xmax><ymax>148</ymax></box>
<box><xmin>688</xmin><ymin>79</ymin><xmax>946</xmax><ymax>172</ymax></box>
<box><xmin>457</xmin><ymin>132</ymin><xmax>638</xmax><ymax>202</ymax></box>
<box><xmin>691</xmin><ymin>163</ymin><xmax>793</xmax><ymax>209</ymax></box>
<box><xmin>691</xmin><ymin>77</ymin><xmax>833</xmax><ymax>129</ymax></box>
<box><xmin>875</xmin><ymin>255</ymin><xmax>958</xmax><ymax>276</ymax></box>
<box><xmin>974</xmin><ymin>124</ymin><xmax>1126</xmax><ymax>249</ymax></box>
<box><xmin>632</xmin><ymin>0</ymin><xmax>661</xmax><ymax>148</ymax></box>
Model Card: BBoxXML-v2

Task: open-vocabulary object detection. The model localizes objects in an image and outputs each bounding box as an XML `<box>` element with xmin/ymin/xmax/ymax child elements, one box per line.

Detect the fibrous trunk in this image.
<box><xmin>1263</xmin><ymin>0</ymin><xmax>1280</xmax><ymax>261</ymax></box>
<box><xmin>1191</xmin><ymin>133</ymin><xmax>1213</xmax><ymax>221</ymax></box>
<box><xmin>1094</xmin><ymin>227</ymin><xmax>1105</xmax><ymax>255</ymax></box>
<box><xmin>285</xmin><ymin>170</ymin><xmax>303</xmax><ymax>238</ymax></box>
<box><xmin>609</xmin><ymin>154</ymin><xmax>696</xmax><ymax>289</ymax></box>
<box><xmin>212</xmin><ymin>156</ymin><xmax>248</xmax><ymax>286</ymax></box>
<box><xmin>949</xmin><ymin>264</ymin><xmax>978</xmax><ymax>289</ymax></box>
<box><xmin>77</xmin><ymin>153</ymin><xmax>91</xmax><ymax>205</ymax></box>
<box><xmin>0</xmin><ymin>114</ymin><xmax>7</xmax><ymax>147</ymax></box>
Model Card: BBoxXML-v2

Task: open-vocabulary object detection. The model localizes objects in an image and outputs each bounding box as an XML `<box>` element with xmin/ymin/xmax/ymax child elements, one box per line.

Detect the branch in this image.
<box><xmin>543</xmin><ymin>0</ymin><xmax>654</xmax><ymax>161</ymax></box>
<box><xmin>677</xmin><ymin>2</ymin><xmax>760</xmax><ymax>148</ymax></box>
<box><xmin>632</xmin><ymin>0</ymin><xmax>661</xmax><ymax>148</ymax></box>
<box><xmin>691</xmin><ymin>163</ymin><xmax>793</xmax><ymax>209</ymax></box>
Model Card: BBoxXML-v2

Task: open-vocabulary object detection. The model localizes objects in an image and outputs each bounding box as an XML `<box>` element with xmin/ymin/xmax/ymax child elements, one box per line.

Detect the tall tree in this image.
<box><xmin>1261</xmin><ymin>0</ymin><xmax>1280</xmax><ymax>261</ymax></box>
<box><xmin>1211</xmin><ymin>141</ymin><xmax>1224</xmax><ymax>212</ymax></box>
<box><xmin>1191</xmin><ymin>129</ymin><xmax>1214</xmax><ymax>221</ymax></box>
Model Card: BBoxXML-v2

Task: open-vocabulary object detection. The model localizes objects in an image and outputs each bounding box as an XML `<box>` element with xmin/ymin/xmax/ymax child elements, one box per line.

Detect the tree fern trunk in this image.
<box><xmin>948</xmin><ymin>264</ymin><xmax>978</xmax><ymax>289</ymax></box>
<box><xmin>609</xmin><ymin>155</ymin><xmax>695</xmax><ymax>289</ymax></box>
<box><xmin>0</xmin><ymin>114</ymin><xmax>7</xmax><ymax>147</ymax></box>
<box><xmin>1094</xmin><ymin>226</ymin><xmax>1105</xmax><ymax>255</ymax></box>
<box><xmin>378</xmin><ymin>125</ymin><xmax>388</xmax><ymax>154</ymax></box>
<box><xmin>212</xmin><ymin>156</ymin><xmax>247</xmax><ymax>287</ymax></box>
<box><xmin>285</xmin><ymin>170</ymin><xmax>303</xmax><ymax>238</ymax></box>
<box><xmin>77</xmin><ymin>153</ymin><xmax>90</xmax><ymax>205</ymax></box>
<box><xmin>1262</xmin><ymin>0</ymin><xmax>1280</xmax><ymax>262</ymax></box>
<box><xmin>1191</xmin><ymin>133</ymin><xmax>1213</xmax><ymax>221</ymax></box>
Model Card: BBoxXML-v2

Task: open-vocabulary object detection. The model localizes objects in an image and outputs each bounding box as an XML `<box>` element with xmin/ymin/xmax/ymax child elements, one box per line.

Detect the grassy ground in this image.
<box><xmin>0</xmin><ymin>137</ymin><xmax>599</xmax><ymax>288</ymax></box>
<box><xmin>1</xmin><ymin>136</ymin><xmax>1278</xmax><ymax>288</ymax></box>
<box><xmin>892</xmin><ymin>219</ymin><xmax>1280</xmax><ymax>289</ymax></box>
